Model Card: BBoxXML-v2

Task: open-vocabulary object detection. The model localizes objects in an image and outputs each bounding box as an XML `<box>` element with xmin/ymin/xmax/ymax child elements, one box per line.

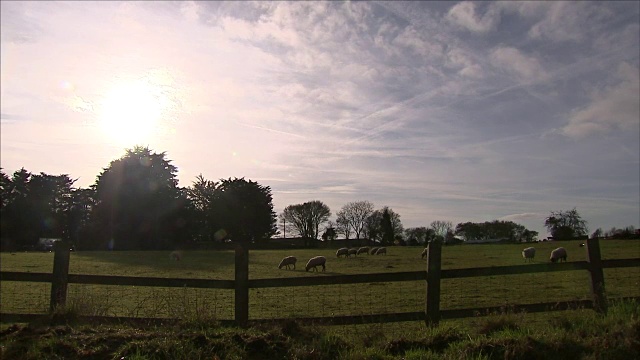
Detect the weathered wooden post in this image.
<box><xmin>49</xmin><ymin>240</ymin><xmax>71</xmax><ymax>313</ymax></box>
<box><xmin>234</xmin><ymin>242</ymin><xmax>249</xmax><ymax>327</ymax></box>
<box><xmin>425</xmin><ymin>240</ymin><xmax>442</xmax><ymax>326</ymax></box>
<box><xmin>586</xmin><ymin>237</ymin><xmax>607</xmax><ymax>313</ymax></box>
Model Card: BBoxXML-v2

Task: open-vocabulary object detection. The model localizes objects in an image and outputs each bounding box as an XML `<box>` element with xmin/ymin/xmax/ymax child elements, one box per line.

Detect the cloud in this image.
<box><xmin>446</xmin><ymin>1</ymin><xmax>500</xmax><ymax>34</ymax></box>
<box><xmin>489</xmin><ymin>46</ymin><xmax>547</xmax><ymax>82</ymax></box>
<box><xmin>0</xmin><ymin>2</ymin><xmax>46</xmax><ymax>44</ymax></box>
<box><xmin>562</xmin><ymin>62</ymin><xmax>640</xmax><ymax>138</ymax></box>
<box><xmin>527</xmin><ymin>2</ymin><xmax>613</xmax><ymax>43</ymax></box>
<box><xmin>446</xmin><ymin>47</ymin><xmax>484</xmax><ymax>78</ymax></box>
<box><xmin>499</xmin><ymin>213</ymin><xmax>544</xmax><ymax>222</ymax></box>
<box><xmin>0</xmin><ymin>113</ymin><xmax>24</xmax><ymax>124</ymax></box>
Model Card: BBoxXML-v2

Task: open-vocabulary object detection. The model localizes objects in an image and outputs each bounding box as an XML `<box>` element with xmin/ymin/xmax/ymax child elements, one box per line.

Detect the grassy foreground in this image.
<box><xmin>0</xmin><ymin>299</ymin><xmax>638</xmax><ymax>360</ymax></box>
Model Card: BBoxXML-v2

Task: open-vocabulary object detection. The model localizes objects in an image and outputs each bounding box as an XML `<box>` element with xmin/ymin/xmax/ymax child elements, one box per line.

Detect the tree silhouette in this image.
<box><xmin>336</xmin><ymin>200</ymin><xmax>374</xmax><ymax>240</ymax></box>
<box><xmin>281</xmin><ymin>200</ymin><xmax>331</xmax><ymax>246</ymax></box>
<box><xmin>214</xmin><ymin>177</ymin><xmax>277</xmax><ymax>243</ymax></box>
<box><xmin>91</xmin><ymin>146</ymin><xmax>183</xmax><ymax>250</ymax></box>
<box><xmin>545</xmin><ymin>208</ymin><xmax>588</xmax><ymax>240</ymax></box>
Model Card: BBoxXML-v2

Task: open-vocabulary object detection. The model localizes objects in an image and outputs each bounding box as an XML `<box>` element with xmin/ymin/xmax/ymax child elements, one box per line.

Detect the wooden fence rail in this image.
<box><xmin>1</xmin><ymin>237</ymin><xmax>639</xmax><ymax>327</ymax></box>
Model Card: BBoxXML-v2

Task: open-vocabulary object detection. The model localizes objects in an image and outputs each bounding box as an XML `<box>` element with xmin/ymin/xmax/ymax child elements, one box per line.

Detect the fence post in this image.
<box><xmin>49</xmin><ymin>240</ymin><xmax>71</xmax><ymax>313</ymax></box>
<box><xmin>425</xmin><ymin>240</ymin><xmax>442</xmax><ymax>326</ymax></box>
<box><xmin>234</xmin><ymin>242</ymin><xmax>249</xmax><ymax>327</ymax></box>
<box><xmin>586</xmin><ymin>237</ymin><xmax>607</xmax><ymax>313</ymax></box>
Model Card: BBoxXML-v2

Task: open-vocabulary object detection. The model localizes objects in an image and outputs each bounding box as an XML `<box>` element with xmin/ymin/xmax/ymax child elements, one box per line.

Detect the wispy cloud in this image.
<box><xmin>446</xmin><ymin>2</ymin><xmax>501</xmax><ymax>34</ymax></box>
<box><xmin>489</xmin><ymin>46</ymin><xmax>547</xmax><ymax>82</ymax></box>
<box><xmin>562</xmin><ymin>62</ymin><xmax>640</xmax><ymax>138</ymax></box>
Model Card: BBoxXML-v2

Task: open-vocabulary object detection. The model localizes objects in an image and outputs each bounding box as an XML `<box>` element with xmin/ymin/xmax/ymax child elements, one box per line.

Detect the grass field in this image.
<box><xmin>1</xmin><ymin>240</ymin><xmax>639</xmax><ymax>325</ymax></box>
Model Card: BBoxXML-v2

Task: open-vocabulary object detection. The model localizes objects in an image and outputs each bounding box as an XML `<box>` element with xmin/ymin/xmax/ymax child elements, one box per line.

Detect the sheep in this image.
<box><xmin>550</xmin><ymin>247</ymin><xmax>568</xmax><ymax>263</ymax></box>
<box><xmin>421</xmin><ymin>248</ymin><xmax>428</xmax><ymax>259</ymax></box>
<box><xmin>278</xmin><ymin>256</ymin><xmax>297</xmax><ymax>270</ymax></box>
<box><xmin>305</xmin><ymin>256</ymin><xmax>326</xmax><ymax>272</ymax></box>
<box><xmin>579</xmin><ymin>243</ymin><xmax>585</xmax><ymax>247</ymax></box>
<box><xmin>357</xmin><ymin>246</ymin><xmax>370</xmax><ymax>255</ymax></box>
<box><xmin>375</xmin><ymin>247</ymin><xmax>387</xmax><ymax>255</ymax></box>
<box><xmin>348</xmin><ymin>248</ymin><xmax>358</xmax><ymax>257</ymax></box>
<box><xmin>370</xmin><ymin>247</ymin><xmax>379</xmax><ymax>255</ymax></box>
<box><xmin>522</xmin><ymin>247</ymin><xmax>536</xmax><ymax>262</ymax></box>
<box><xmin>169</xmin><ymin>251</ymin><xmax>182</xmax><ymax>261</ymax></box>
<box><xmin>336</xmin><ymin>247</ymin><xmax>350</xmax><ymax>258</ymax></box>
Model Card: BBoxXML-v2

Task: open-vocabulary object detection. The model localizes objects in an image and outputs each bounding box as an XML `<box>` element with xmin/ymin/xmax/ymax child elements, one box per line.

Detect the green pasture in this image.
<box><xmin>1</xmin><ymin>240</ymin><xmax>639</xmax><ymax>323</ymax></box>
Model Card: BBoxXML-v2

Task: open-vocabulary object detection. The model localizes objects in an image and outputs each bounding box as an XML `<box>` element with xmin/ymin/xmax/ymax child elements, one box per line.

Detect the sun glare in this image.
<box><xmin>98</xmin><ymin>77</ymin><xmax>168</xmax><ymax>145</ymax></box>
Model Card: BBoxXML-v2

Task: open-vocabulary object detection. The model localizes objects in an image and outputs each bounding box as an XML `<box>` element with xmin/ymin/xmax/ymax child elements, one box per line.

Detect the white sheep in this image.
<box><xmin>348</xmin><ymin>248</ymin><xmax>358</xmax><ymax>257</ymax></box>
<box><xmin>421</xmin><ymin>248</ymin><xmax>428</xmax><ymax>259</ymax></box>
<box><xmin>550</xmin><ymin>247</ymin><xmax>567</xmax><ymax>263</ymax></box>
<box><xmin>278</xmin><ymin>256</ymin><xmax>297</xmax><ymax>270</ymax></box>
<box><xmin>305</xmin><ymin>256</ymin><xmax>326</xmax><ymax>272</ymax></box>
<box><xmin>375</xmin><ymin>247</ymin><xmax>387</xmax><ymax>255</ymax></box>
<box><xmin>357</xmin><ymin>246</ymin><xmax>370</xmax><ymax>255</ymax></box>
<box><xmin>370</xmin><ymin>247</ymin><xmax>379</xmax><ymax>255</ymax></box>
<box><xmin>522</xmin><ymin>247</ymin><xmax>536</xmax><ymax>262</ymax></box>
<box><xmin>169</xmin><ymin>251</ymin><xmax>182</xmax><ymax>261</ymax></box>
<box><xmin>336</xmin><ymin>247</ymin><xmax>350</xmax><ymax>258</ymax></box>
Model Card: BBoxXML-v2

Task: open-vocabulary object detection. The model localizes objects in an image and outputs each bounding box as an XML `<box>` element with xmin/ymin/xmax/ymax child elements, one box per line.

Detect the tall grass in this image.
<box><xmin>1</xmin><ymin>300</ymin><xmax>637</xmax><ymax>359</ymax></box>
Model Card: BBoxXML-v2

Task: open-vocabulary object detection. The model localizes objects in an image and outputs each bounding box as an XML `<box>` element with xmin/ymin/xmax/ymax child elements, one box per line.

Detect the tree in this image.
<box><xmin>1</xmin><ymin>169</ymin><xmax>38</xmax><ymax>249</ymax></box>
<box><xmin>455</xmin><ymin>220</ymin><xmax>537</xmax><ymax>242</ymax></box>
<box><xmin>186</xmin><ymin>175</ymin><xmax>219</xmax><ymax>242</ymax></box>
<box><xmin>605</xmin><ymin>226</ymin><xmax>637</xmax><ymax>239</ymax></box>
<box><xmin>380</xmin><ymin>208</ymin><xmax>394</xmax><ymax>246</ymax></box>
<box><xmin>280</xmin><ymin>200</ymin><xmax>331</xmax><ymax>246</ymax></box>
<box><xmin>91</xmin><ymin>146</ymin><xmax>184</xmax><ymax>250</ymax></box>
<box><xmin>214</xmin><ymin>177</ymin><xmax>277</xmax><ymax>243</ymax></box>
<box><xmin>363</xmin><ymin>210</ymin><xmax>382</xmax><ymax>242</ymax></box>
<box><xmin>321</xmin><ymin>222</ymin><xmax>337</xmax><ymax>241</ymax></box>
<box><xmin>29</xmin><ymin>173</ymin><xmax>75</xmax><ymax>240</ymax></box>
<box><xmin>404</xmin><ymin>227</ymin><xmax>435</xmax><ymax>245</ymax></box>
<box><xmin>1</xmin><ymin>169</ymin><xmax>80</xmax><ymax>250</ymax></box>
<box><xmin>521</xmin><ymin>229</ymin><xmax>539</xmax><ymax>242</ymax></box>
<box><xmin>0</xmin><ymin>168</ymin><xmax>11</xmax><ymax>211</ymax></box>
<box><xmin>336</xmin><ymin>201</ymin><xmax>374</xmax><ymax>240</ymax></box>
<box><xmin>545</xmin><ymin>208</ymin><xmax>588</xmax><ymax>240</ymax></box>
<box><xmin>68</xmin><ymin>187</ymin><xmax>96</xmax><ymax>249</ymax></box>
<box><xmin>362</xmin><ymin>206</ymin><xmax>403</xmax><ymax>243</ymax></box>
<box><xmin>366</xmin><ymin>206</ymin><xmax>403</xmax><ymax>245</ymax></box>
<box><xmin>454</xmin><ymin>222</ymin><xmax>483</xmax><ymax>241</ymax></box>
<box><xmin>336</xmin><ymin>216</ymin><xmax>352</xmax><ymax>239</ymax></box>
<box><xmin>430</xmin><ymin>220</ymin><xmax>453</xmax><ymax>241</ymax></box>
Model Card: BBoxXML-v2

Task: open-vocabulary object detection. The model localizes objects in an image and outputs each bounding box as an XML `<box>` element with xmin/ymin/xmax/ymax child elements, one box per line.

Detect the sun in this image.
<box><xmin>98</xmin><ymin>78</ymin><xmax>167</xmax><ymax>145</ymax></box>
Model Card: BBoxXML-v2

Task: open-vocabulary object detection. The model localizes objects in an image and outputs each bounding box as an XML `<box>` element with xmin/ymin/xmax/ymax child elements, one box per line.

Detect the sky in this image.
<box><xmin>1</xmin><ymin>1</ymin><xmax>639</xmax><ymax>238</ymax></box>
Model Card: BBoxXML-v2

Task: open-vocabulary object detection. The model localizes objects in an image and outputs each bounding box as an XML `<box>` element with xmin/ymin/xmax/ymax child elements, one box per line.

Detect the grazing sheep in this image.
<box><xmin>278</xmin><ymin>256</ymin><xmax>297</xmax><ymax>270</ymax></box>
<box><xmin>348</xmin><ymin>248</ymin><xmax>358</xmax><ymax>257</ymax></box>
<box><xmin>169</xmin><ymin>251</ymin><xmax>182</xmax><ymax>261</ymax></box>
<box><xmin>370</xmin><ymin>247</ymin><xmax>379</xmax><ymax>255</ymax></box>
<box><xmin>305</xmin><ymin>256</ymin><xmax>326</xmax><ymax>272</ymax></box>
<box><xmin>550</xmin><ymin>247</ymin><xmax>568</xmax><ymax>263</ymax></box>
<box><xmin>421</xmin><ymin>248</ymin><xmax>428</xmax><ymax>259</ymax></box>
<box><xmin>336</xmin><ymin>247</ymin><xmax>350</xmax><ymax>258</ymax></box>
<box><xmin>522</xmin><ymin>247</ymin><xmax>536</xmax><ymax>262</ymax></box>
<box><xmin>357</xmin><ymin>246</ymin><xmax>370</xmax><ymax>255</ymax></box>
<box><xmin>579</xmin><ymin>243</ymin><xmax>585</xmax><ymax>247</ymax></box>
<box><xmin>375</xmin><ymin>247</ymin><xmax>387</xmax><ymax>255</ymax></box>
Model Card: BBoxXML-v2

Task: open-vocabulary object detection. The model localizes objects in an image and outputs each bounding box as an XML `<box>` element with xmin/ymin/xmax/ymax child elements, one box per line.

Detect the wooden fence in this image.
<box><xmin>1</xmin><ymin>237</ymin><xmax>639</xmax><ymax>327</ymax></box>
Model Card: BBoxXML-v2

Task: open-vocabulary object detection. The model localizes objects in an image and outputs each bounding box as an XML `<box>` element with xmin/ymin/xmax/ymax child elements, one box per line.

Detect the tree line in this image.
<box><xmin>2</xmin><ymin>147</ymin><xmax>633</xmax><ymax>251</ymax></box>
<box><xmin>1</xmin><ymin>147</ymin><xmax>277</xmax><ymax>251</ymax></box>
